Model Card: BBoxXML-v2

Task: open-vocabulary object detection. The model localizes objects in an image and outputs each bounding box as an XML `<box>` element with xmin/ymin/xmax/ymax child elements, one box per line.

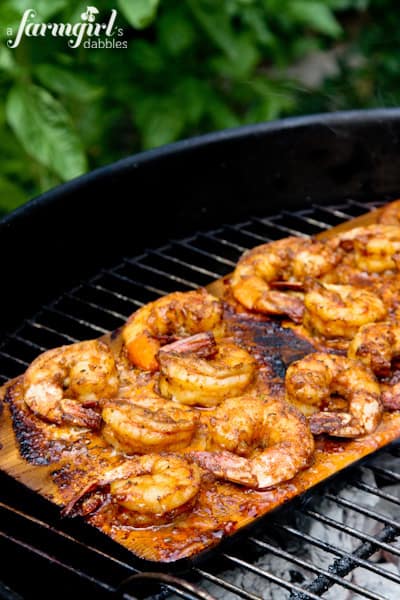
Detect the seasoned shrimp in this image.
<box><xmin>348</xmin><ymin>322</ymin><xmax>400</xmax><ymax>376</ymax></box>
<box><xmin>379</xmin><ymin>199</ymin><xmax>400</xmax><ymax>225</ymax></box>
<box><xmin>304</xmin><ymin>280</ymin><xmax>386</xmax><ymax>339</ymax></box>
<box><xmin>23</xmin><ymin>340</ymin><xmax>119</xmax><ymax>428</ymax></box>
<box><xmin>380</xmin><ymin>373</ymin><xmax>400</xmax><ymax>411</ymax></box>
<box><xmin>348</xmin><ymin>321</ymin><xmax>400</xmax><ymax>410</ymax></box>
<box><xmin>122</xmin><ymin>289</ymin><xmax>224</xmax><ymax>371</ymax></box>
<box><xmin>190</xmin><ymin>396</ymin><xmax>314</xmax><ymax>488</ymax></box>
<box><xmin>231</xmin><ymin>237</ymin><xmax>341</xmax><ymax>322</ymax></box>
<box><xmin>330</xmin><ymin>225</ymin><xmax>400</xmax><ymax>274</ymax></box>
<box><xmin>368</xmin><ymin>275</ymin><xmax>400</xmax><ymax>316</ymax></box>
<box><xmin>285</xmin><ymin>352</ymin><xmax>382</xmax><ymax>437</ymax></box>
<box><xmin>102</xmin><ymin>396</ymin><xmax>198</xmax><ymax>453</ymax></box>
<box><xmin>64</xmin><ymin>454</ymin><xmax>202</xmax><ymax>527</ymax></box>
<box><xmin>158</xmin><ymin>332</ymin><xmax>256</xmax><ymax>406</ymax></box>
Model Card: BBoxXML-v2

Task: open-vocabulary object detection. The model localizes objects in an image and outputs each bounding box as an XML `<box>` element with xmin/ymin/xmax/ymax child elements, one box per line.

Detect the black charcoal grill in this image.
<box><xmin>1</xmin><ymin>110</ymin><xmax>400</xmax><ymax>599</ymax></box>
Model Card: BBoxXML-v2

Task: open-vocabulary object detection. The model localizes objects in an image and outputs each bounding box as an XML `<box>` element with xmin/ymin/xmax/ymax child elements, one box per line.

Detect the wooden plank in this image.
<box><xmin>1</xmin><ymin>202</ymin><xmax>399</xmax><ymax>562</ymax></box>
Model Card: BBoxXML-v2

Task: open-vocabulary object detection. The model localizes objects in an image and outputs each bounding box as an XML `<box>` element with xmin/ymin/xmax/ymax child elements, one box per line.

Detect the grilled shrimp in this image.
<box><xmin>102</xmin><ymin>396</ymin><xmax>199</xmax><ymax>454</ymax></box>
<box><xmin>348</xmin><ymin>321</ymin><xmax>400</xmax><ymax>410</ymax></box>
<box><xmin>64</xmin><ymin>454</ymin><xmax>201</xmax><ymax>527</ymax></box>
<box><xmin>191</xmin><ymin>396</ymin><xmax>314</xmax><ymax>488</ymax></box>
<box><xmin>379</xmin><ymin>199</ymin><xmax>400</xmax><ymax>225</ymax></box>
<box><xmin>231</xmin><ymin>237</ymin><xmax>340</xmax><ymax>322</ymax></box>
<box><xmin>368</xmin><ymin>275</ymin><xmax>400</xmax><ymax>316</ymax></box>
<box><xmin>303</xmin><ymin>280</ymin><xmax>386</xmax><ymax>339</ymax></box>
<box><xmin>122</xmin><ymin>289</ymin><xmax>224</xmax><ymax>371</ymax></box>
<box><xmin>23</xmin><ymin>340</ymin><xmax>119</xmax><ymax>428</ymax></box>
<box><xmin>330</xmin><ymin>225</ymin><xmax>400</xmax><ymax>274</ymax></box>
<box><xmin>285</xmin><ymin>352</ymin><xmax>382</xmax><ymax>437</ymax></box>
<box><xmin>158</xmin><ymin>332</ymin><xmax>256</xmax><ymax>406</ymax></box>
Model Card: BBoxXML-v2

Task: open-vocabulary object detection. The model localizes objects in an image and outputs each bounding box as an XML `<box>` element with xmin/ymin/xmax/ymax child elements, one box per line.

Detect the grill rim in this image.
<box><xmin>3</xmin><ymin>105</ymin><xmax>400</xmax><ymax>228</ymax></box>
<box><xmin>3</xmin><ymin>106</ymin><xmax>400</xmax><ymax>335</ymax></box>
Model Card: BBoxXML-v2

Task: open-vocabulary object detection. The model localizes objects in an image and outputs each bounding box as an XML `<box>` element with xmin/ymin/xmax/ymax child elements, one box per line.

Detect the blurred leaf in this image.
<box><xmin>0</xmin><ymin>47</ymin><xmax>16</xmax><ymax>74</ymax></box>
<box><xmin>117</xmin><ymin>0</ymin><xmax>160</xmax><ymax>29</ymax></box>
<box><xmin>35</xmin><ymin>64</ymin><xmax>103</xmax><ymax>100</ymax></box>
<box><xmin>326</xmin><ymin>0</ymin><xmax>369</xmax><ymax>8</ymax></box>
<box><xmin>188</xmin><ymin>0</ymin><xmax>240</xmax><ymax>60</ymax></box>
<box><xmin>0</xmin><ymin>3</ymin><xmax>19</xmax><ymax>22</ymax></box>
<box><xmin>0</xmin><ymin>0</ymin><xmax>68</xmax><ymax>42</ymax></box>
<box><xmin>158</xmin><ymin>8</ymin><xmax>196</xmax><ymax>56</ymax></box>
<box><xmin>0</xmin><ymin>104</ymin><xmax>5</xmax><ymax>128</ymax></box>
<box><xmin>245</xmin><ymin>78</ymin><xmax>296</xmax><ymax>121</ymax></box>
<box><xmin>129</xmin><ymin>40</ymin><xmax>165</xmax><ymax>73</ymax></box>
<box><xmin>0</xmin><ymin>175</ymin><xmax>27</xmax><ymax>211</ymax></box>
<box><xmin>134</xmin><ymin>96</ymin><xmax>185</xmax><ymax>149</ymax></box>
<box><xmin>241</xmin><ymin>6</ymin><xmax>275</xmax><ymax>45</ymax></box>
<box><xmin>211</xmin><ymin>33</ymin><xmax>260</xmax><ymax>78</ymax></box>
<box><xmin>37</xmin><ymin>169</ymin><xmax>60</xmax><ymax>193</ymax></box>
<box><xmin>0</xmin><ymin>4</ymin><xmax>22</xmax><ymax>40</ymax></box>
<box><xmin>11</xmin><ymin>0</ymin><xmax>68</xmax><ymax>19</ymax></box>
<box><xmin>74</xmin><ymin>102</ymin><xmax>105</xmax><ymax>148</ymax></box>
<box><xmin>6</xmin><ymin>83</ymin><xmax>87</xmax><ymax>181</ymax></box>
<box><xmin>0</xmin><ymin>0</ymin><xmax>67</xmax><ymax>25</ymax></box>
<box><xmin>206</xmin><ymin>94</ymin><xmax>240</xmax><ymax>130</ymax></box>
<box><xmin>174</xmin><ymin>78</ymin><xmax>209</xmax><ymax>124</ymax></box>
<box><xmin>288</xmin><ymin>1</ymin><xmax>342</xmax><ymax>37</ymax></box>
<box><xmin>291</xmin><ymin>35</ymin><xmax>322</xmax><ymax>59</ymax></box>
<box><xmin>245</xmin><ymin>97</ymin><xmax>281</xmax><ymax>122</ymax></box>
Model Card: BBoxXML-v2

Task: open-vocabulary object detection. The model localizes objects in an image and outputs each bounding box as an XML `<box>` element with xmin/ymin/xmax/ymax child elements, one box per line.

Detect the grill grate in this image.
<box><xmin>1</xmin><ymin>199</ymin><xmax>400</xmax><ymax>600</ymax></box>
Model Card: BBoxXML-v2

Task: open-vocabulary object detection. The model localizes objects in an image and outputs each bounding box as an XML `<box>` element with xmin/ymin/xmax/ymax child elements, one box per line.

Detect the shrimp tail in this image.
<box><xmin>269</xmin><ymin>280</ymin><xmax>305</xmax><ymax>291</ymax></box>
<box><xmin>191</xmin><ymin>447</ymin><xmax>308</xmax><ymax>489</ymax></box>
<box><xmin>309</xmin><ymin>411</ymin><xmax>353</xmax><ymax>436</ymax></box>
<box><xmin>61</xmin><ymin>464</ymin><xmax>128</xmax><ymax>517</ymax></box>
<box><xmin>123</xmin><ymin>290</ymin><xmax>223</xmax><ymax>370</ymax></box>
<box><xmin>382</xmin><ymin>386</ymin><xmax>400</xmax><ymax>411</ymax></box>
<box><xmin>60</xmin><ymin>400</ymin><xmax>102</xmax><ymax>430</ymax></box>
<box><xmin>283</xmin><ymin>297</ymin><xmax>305</xmax><ymax>323</ymax></box>
<box><xmin>158</xmin><ymin>332</ymin><xmax>218</xmax><ymax>359</ymax></box>
<box><xmin>256</xmin><ymin>288</ymin><xmax>304</xmax><ymax>322</ymax></box>
<box><xmin>190</xmin><ymin>451</ymin><xmax>258</xmax><ymax>487</ymax></box>
<box><xmin>61</xmin><ymin>480</ymin><xmax>102</xmax><ymax>517</ymax></box>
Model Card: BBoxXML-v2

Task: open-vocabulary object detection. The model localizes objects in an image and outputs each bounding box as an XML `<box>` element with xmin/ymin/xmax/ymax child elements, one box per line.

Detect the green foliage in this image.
<box><xmin>294</xmin><ymin>0</ymin><xmax>400</xmax><ymax>114</ymax></box>
<box><xmin>117</xmin><ymin>0</ymin><xmax>160</xmax><ymax>29</ymax></box>
<box><xmin>286</xmin><ymin>2</ymin><xmax>342</xmax><ymax>37</ymax></box>
<box><xmin>6</xmin><ymin>84</ymin><xmax>87</xmax><ymax>181</ymax></box>
<box><xmin>0</xmin><ymin>0</ymin><xmax>395</xmax><ymax>213</ymax></box>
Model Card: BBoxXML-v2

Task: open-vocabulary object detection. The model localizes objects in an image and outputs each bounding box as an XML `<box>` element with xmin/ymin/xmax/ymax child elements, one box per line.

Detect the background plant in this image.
<box><xmin>0</xmin><ymin>0</ymin><xmax>397</xmax><ymax>213</ymax></box>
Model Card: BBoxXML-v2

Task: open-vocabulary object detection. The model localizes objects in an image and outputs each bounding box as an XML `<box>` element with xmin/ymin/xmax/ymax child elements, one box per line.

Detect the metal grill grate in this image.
<box><xmin>1</xmin><ymin>199</ymin><xmax>399</xmax><ymax>600</ymax></box>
